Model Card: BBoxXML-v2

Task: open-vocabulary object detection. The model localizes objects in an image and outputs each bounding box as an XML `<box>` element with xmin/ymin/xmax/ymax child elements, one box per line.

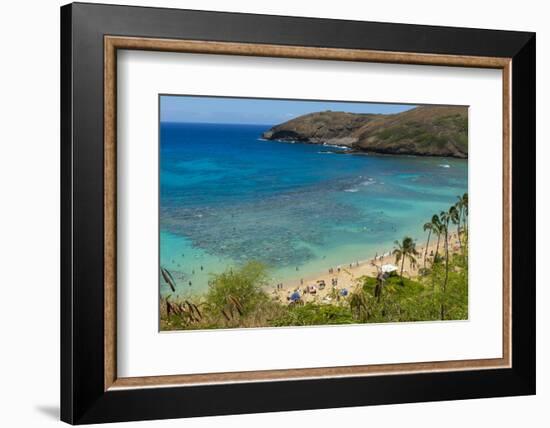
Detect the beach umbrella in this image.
<box><xmin>381</xmin><ymin>264</ymin><xmax>398</xmax><ymax>274</ymax></box>
<box><xmin>340</xmin><ymin>288</ymin><xmax>349</xmax><ymax>297</ymax></box>
<box><xmin>290</xmin><ymin>291</ymin><xmax>301</xmax><ymax>302</ymax></box>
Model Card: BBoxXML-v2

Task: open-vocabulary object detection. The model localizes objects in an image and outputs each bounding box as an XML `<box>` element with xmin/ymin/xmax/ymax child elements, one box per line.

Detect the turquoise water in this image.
<box><xmin>160</xmin><ymin>122</ymin><xmax>467</xmax><ymax>297</ymax></box>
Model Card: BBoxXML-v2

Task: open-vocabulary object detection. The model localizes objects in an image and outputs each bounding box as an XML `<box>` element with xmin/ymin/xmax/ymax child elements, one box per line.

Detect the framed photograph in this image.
<box><xmin>61</xmin><ymin>2</ymin><xmax>535</xmax><ymax>424</ymax></box>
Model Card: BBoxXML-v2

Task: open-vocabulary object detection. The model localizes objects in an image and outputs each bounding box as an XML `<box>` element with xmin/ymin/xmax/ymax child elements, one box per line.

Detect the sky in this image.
<box><xmin>160</xmin><ymin>95</ymin><xmax>415</xmax><ymax>125</ymax></box>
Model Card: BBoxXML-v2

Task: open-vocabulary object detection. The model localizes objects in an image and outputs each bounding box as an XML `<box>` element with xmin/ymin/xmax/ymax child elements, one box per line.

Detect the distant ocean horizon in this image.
<box><xmin>160</xmin><ymin>121</ymin><xmax>468</xmax><ymax>297</ymax></box>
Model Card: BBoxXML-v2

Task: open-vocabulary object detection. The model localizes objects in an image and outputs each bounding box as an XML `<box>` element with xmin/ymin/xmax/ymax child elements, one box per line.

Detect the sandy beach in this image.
<box><xmin>269</xmin><ymin>232</ymin><xmax>462</xmax><ymax>304</ymax></box>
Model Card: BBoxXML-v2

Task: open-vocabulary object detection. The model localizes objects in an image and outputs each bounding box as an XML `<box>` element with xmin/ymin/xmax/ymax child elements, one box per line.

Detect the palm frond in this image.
<box><xmin>160</xmin><ymin>267</ymin><xmax>177</xmax><ymax>292</ymax></box>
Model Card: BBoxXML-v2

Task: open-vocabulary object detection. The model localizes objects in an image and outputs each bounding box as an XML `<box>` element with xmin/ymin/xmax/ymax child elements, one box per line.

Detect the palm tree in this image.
<box><xmin>450</xmin><ymin>205</ymin><xmax>462</xmax><ymax>251</ymax></box>
<box><xmin>439</xmin><ymin>210</ymin><xmax>450</xmax><ymax>254</ymax></box>
<box><xmin>431</xmin><ymin>214</ymin><xmax>443</xmax><ymax>261</ymax></box>
<box><xmin>422</xmin><ymin>221</ymin><xmax>434</xmax><ymax>268</ymax></box>
<box><xmin>374</xmin><ymin>270</ymin><xmax>386</xmax><ymax>302</ymax></box>
<box><xmin>456</xmin><ymin>192</ymin><xmax>468</xmax><ymax>233</ymax></box>
<box><xmin>439</xmin><ymin>209</ymin><xmax>452</xmax><ymax>319</ymax></box>
<box><xmin>392</xmin><ymin>236</ymin><xmax>418</xmax><ymax>284</ymax></box>
<box><xmin>454</xmin><ymin>198</ymin><xmax>462</xmax><ymax>234</ymax></box>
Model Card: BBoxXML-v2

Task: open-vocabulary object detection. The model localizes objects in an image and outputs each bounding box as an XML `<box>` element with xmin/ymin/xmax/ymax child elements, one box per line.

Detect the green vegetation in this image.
<box><xmin>161</xmin><ymin>262</ymin><xmax>285</xmax><ymax>330</ymax></box>
<box><xmin>204</xmin><ymin>261</ymin><xmax>269</xmax><ymax>317</ymax></box>
<box><xmin>392</xmin><ymin>236</ymin><xmax>419</xmax><ymax>283</ymax></box>
<box><xmin>434</xmin><ymin>114</ymin><xmax>468</xmax><ymax>132</ymax></box>
<box><xmin>372</xmin><ymin>112</ymin><xmax>468</xmax><ymax>153</ymax></box>
<box><xmin>160</xmin><ymin>194</ymin><xmax>469</xmax><ymax>331</ymax></box>
<box><xmin>271</xmin><ymin>303</ymin><xmax>354</xmax><ymax>327</ymax></box>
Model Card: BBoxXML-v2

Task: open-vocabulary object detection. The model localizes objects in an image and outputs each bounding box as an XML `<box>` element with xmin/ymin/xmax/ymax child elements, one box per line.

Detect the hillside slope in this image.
<box><xmin>261</xmin><ymin>106</ymin><xmax>468</xmax><ymax>158</ymax></box>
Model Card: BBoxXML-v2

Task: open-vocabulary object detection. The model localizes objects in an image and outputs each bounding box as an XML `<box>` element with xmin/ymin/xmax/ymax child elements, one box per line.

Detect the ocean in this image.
<box><xmin>160</xmin><ymin>122</ymin><xmax>468</xmax><ymax>297</ymax></box>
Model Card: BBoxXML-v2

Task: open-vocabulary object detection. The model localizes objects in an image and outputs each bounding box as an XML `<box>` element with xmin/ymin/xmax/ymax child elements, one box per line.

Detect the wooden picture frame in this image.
<box><xmin>61</xmin><ymin>2</ymin><xmax>535</xmax><ymax>424</ymax></box>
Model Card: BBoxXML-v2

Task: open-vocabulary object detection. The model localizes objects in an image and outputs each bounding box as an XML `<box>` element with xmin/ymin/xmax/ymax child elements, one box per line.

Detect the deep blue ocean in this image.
<box><xmin>160</xmin><ymin>122</ymin><xmax>468</xmax><ymax>296</ymax></box>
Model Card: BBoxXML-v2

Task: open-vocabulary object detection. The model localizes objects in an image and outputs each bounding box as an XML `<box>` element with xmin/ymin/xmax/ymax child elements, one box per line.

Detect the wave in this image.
<box><xmin>322</xmin><ymin>143</ymin><xmax>351</xmax><ymax>150</ymax></box>
<box><xmin>361</xmin><ymin>178</ymin><xmax>376</xmax><ymax>186</ymax></box>
<box><xmin>439</xmin><ymin>164</ymin><xmax>451</xmax><ymax>168</ymax></box>
<box><xmin>274</xmin><ymin>139</ymin><xmax>298</xmax><ymax>144</ymax></box>
<box><xmin>344</xmin><ymin>188</ymin><xmax>359</xmax><ymax>193</ymax></box>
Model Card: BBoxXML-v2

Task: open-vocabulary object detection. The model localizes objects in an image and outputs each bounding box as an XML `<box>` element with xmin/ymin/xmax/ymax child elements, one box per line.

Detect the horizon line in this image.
<box><xmin>160</xmin><ymin>120</ymin><xmax>276</xmax><ymax>126</ymax></box>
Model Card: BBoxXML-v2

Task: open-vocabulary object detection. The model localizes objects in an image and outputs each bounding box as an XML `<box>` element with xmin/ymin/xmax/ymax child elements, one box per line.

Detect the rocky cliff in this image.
<box><xmin>261</xmin><ymin>106</ymin><xmax>468</xmax><ymax>158</ymax></box>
